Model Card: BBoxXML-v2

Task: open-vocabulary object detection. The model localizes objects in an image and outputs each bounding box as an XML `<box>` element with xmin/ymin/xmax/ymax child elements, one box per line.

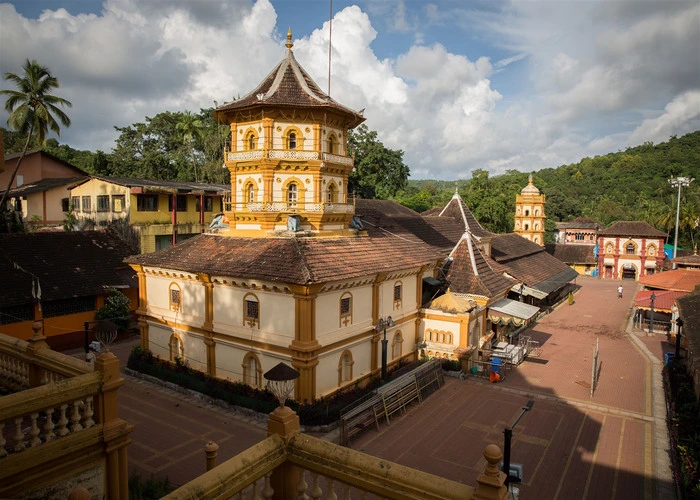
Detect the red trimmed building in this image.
<box><xmin>597</xmin><ymin>221</ymin><xmax>667</xmax><ymax>280</ymax></box>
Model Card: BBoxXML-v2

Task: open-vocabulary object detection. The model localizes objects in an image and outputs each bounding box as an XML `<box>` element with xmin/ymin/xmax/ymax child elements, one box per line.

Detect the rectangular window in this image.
<box><xmin>97</xmin><ymin>195</ymin><xmax>110</xmax><ymax>212</ymax></box>
<box><xmin>81</xmin><ymin>196</ymin><xmax>92</xmax><ymax>213</ymax></box>
<box><xmin>0</xmin><ymin>303</ymin><xmax>34</xmax><ymax>324</ymax></box>
<box><xmin>394</xmin><ymin>284</ymin><xmax>402</xmax><ymax>301</ymax></box>
<box><xmin>196</xmin><ymin>197</ymin><xmax>214</xmax><ymax>212</ymax></box>
<box><xmin>168</xmin><ymin>195</ymin><xmax>188</xmax><ymax>212</ymax></box>
<box><xmin>137</xmin><ymin>194</ymin><xmax>158</xmax><ymax>211</ymax></box>
<box><xmin>575</xmin><ymin>233</ymin><xmax>585</xmax><ymax>241</ymax></box>
<box><xmin>112</xmin><ymin>194</ymin><xmax>125</xmax><ymax>212</ymax></box>
<box><xmin>61</xmin><ymin>198</ymin><xmax>70</xmax><ymax>212</ymax></box>
<box><xmin>245</xmin><ymin>300</ymin><xmax>259</xmax><ymax>319</ymax></box>
<box><xmin>340</xmin><ymin>297</ymin><xmax>351</xmax><ymax>315</ymax></box>
<box><xmin>71</xmin><ymin>196</ymin><xmax>81</xmax><ymax>212</ymax></box>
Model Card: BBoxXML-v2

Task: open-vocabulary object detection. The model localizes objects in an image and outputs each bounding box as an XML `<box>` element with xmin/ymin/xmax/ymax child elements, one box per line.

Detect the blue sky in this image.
<box><xmin>1</xmin><ymin>0</ymin><xmax>698</xmax><ymax>180</ymax></box>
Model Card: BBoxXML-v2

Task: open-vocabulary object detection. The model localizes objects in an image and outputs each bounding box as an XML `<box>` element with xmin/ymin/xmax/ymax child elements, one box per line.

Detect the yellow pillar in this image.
<box><xmin>289</xmin><ymin>284</ymin><xmax>322</xmax><ymax>401</ymax></box>
<box><xmin>268</xmin><ymin>406</ymin><xmax>301</xmax><ymax>498</ymax></box>
<box><xmin>96</xmin><ymin>352</ymin><xmax>133</xmax><ymax>500</ymax></box>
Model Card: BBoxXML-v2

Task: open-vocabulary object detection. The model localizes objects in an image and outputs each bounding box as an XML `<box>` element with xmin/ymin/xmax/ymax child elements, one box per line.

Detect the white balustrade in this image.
<box><xmin>269</xmin><ymin>150</ymin><xmax>319</xmax><ymax>160</ymax></box>
<box><xmin>322</xmin><ymin>152</ymin><xmax>354</xmax><ymax>166</ymax></box>
<box><xmin>227</xmin><ymin>150</ymin><xmax>263</xmax><ymax>161</ymax></box>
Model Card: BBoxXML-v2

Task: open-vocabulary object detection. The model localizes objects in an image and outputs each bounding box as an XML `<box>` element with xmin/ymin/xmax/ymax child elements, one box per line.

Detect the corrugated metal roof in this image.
<box><xmin>488</xmin><ymin>298</ymin><xmax>540</xmax><ymax>320</ymax></box>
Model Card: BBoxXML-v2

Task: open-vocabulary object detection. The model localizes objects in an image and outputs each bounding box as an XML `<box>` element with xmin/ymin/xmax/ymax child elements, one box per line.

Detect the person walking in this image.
<box><xmin>617</xmin><ymin>285</ymin><xmax>623</xmax><ymax>298</ymax></box>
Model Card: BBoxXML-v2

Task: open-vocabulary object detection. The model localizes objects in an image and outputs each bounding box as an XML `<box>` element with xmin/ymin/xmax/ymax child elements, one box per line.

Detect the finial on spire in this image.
<box><xmin>455</xmin><ymin>181</ymin><xmax>459</xmax><ymax>194</ymax></box>
<box><xmin>286</xmin><ymin>28</ymin><xmax>293</xmax><ymax>50</ymax></box>
<box><xmin>528</xmin><ymin>173</ymin><xmax>533</xmax><ymax>184</ymax></box>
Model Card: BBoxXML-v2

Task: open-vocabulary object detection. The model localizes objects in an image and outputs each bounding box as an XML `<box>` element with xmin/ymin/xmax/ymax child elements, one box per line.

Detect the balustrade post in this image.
<box><xmin>95</xmin><ymin>351</ymin><xmax>133</xmax><ymax>500</ymax></box>
<box><xmin>26</xmin><ymin>321</ymin><xmax>49</xmax><ymax>388</ymax></box>
<box><xmin>205</xmin><ymin>441</ymin><xmax>219</xmax><ymax>471</ymax></box>
<box><xmin>268</xmin><ymin>405</ymin><xmax>301</xmax><ymax>498</ymax></box>
<box><xmin>473</xmin><ymin>444</ymin><xmax>509</xmax><ymax>500</ymax></box>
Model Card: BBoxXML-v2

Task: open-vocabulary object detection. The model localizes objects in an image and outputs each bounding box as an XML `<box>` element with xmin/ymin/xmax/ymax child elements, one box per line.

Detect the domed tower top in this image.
<box><xmin>213</xmin><ymin>29</ymin><xmax>365</xmax><ymax>129</ymax></box>
<box><xmin>521</xmin><ymin>174</ymin><xmax>541</xmax><ymax>195</ymax></box>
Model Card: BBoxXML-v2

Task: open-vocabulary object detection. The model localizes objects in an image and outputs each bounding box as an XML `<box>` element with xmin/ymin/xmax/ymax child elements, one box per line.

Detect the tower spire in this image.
<box><xmin>286</xmin><ymin>28</ymin><xmax>294</xmax><ymax>50</ymax></box>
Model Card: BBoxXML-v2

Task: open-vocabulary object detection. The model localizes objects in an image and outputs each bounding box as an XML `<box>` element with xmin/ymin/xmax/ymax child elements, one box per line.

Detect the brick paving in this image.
<box><xmin>350</xmin><ymin>277</ymin><xmax>672</xmax><ymax>499</ymax></box>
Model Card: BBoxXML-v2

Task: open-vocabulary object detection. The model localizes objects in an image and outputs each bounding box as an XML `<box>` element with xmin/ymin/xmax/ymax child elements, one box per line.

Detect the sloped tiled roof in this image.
<box><xmin>214</xmin><ymin>34</ymin><xmax>364</xmax><ymax>128</ymax></box>
<box><xmin>546</xmin><ymin>244</ymin><xmax>597</xmax><ymax>264</ymax></box>
<box><xmin>0</xmin><ymin>230</ymin><xmax>137</xmax><ymax>308</ymax></box>
<box><xmin>72</xmin><ymin>176</ymin><xmax>230</xmax><ymax>194</ymax></box>
<box><xmin>634</xmin><ymin>290</ymin><xmax>686</xmax><ymax>311</ymax></box>
<box><xmin>638</xmin><ymin>269</ymin><xmax>700</xmax><ymax>292</ymax></box>
<box><xmin>127</xmin><ymin>232</ymin><xmax>441</xmax><ymax>286</ymax></box>
<box><xmin>422</xmin><ymin>192</ymin><xmax>495</xmax><ymax>239</ymax></box>
<box><xmin>555</xmin><ymin>217</ymin><xmax>601</xmax><ymax>230</ymax></box>
<box><xmin>599</xmin><ymin>221</ymin><xmax>667</xmax><ymax>238</ymax></box>
<box><xmin>1</xmin><ymin>177</ymin><xmax>84</xmax><ymax>197</ymax></box>
<box><xmin>490</xmin><ymin>233</ymin><xmax>542</xmax><ymax>262</ymax></box>
<box><xmin>445</xmin><ymin>237</ymin><xmax>516</xmax><ymax>297</ymax></box>
<box><xmin>672</xmin><ymin>252</ymin><xmax>700</xmax><ymax>267</ymax></box>
<box><xmin>3</xmin><ymin>150</ymin><xmax>89</xmax><ymax>176</ymax></box>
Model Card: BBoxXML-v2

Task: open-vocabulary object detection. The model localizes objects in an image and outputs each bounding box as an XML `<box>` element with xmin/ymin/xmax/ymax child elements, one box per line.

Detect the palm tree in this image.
<box><xmin>176</xmin><ymin>111</ymin><xmax>204</xmax><ymax>182</ymax></box>
<box><xmin>0</xmin><ymin>59</ymin><xmax>72</xmax><ymax>209</ymax></box>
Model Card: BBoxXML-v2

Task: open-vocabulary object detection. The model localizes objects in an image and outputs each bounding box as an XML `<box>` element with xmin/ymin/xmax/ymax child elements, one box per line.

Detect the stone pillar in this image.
<box><xmin>473</xmin><ymin>444</ymin><xmax>509</xmax><ymax>500</ymax></box>
<box><xmin>96</xmin><ymin>352</ymin><xmax>133</xmax><ymax>500</ymax></box>
<box><xmin>26</xmin><ymin>321</ymin><xmax>49</xmax><ymax>387</ymax></box>
<box><xmin>268</xmin><ymin>406</ymin><xmax>300</xmax><ymax>498</ymax></box>
<box><xmin>205</xmin><ymin>441</ymin><xmax>219</xmax><ymax>471</ymax></box>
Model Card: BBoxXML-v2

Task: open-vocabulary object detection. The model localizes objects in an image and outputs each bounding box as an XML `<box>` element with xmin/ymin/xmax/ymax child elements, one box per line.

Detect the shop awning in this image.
<box><xmin>488</xmin><ymin>298</ymin><xmax>540</xmax><ymax>326</ymax></box>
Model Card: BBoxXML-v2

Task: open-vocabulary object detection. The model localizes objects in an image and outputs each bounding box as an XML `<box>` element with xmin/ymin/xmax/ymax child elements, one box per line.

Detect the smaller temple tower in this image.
<box><xmin>514</xmin><ymin>175</ymin><xmax>545</xmax><ymax>245</ymax></box>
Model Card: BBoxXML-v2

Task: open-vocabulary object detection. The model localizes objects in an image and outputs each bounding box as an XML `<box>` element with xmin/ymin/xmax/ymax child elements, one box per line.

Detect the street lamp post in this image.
<box><xmin>503</xmin><ymin>399</ymin><xmax>534</xmax><ymax>485</ymax></box>
<box><xmin>649</xmin><ymin>292</ymin><xmax>656</xmax><ymax>335</ymax></box>
<box><xmin>376</xmin><ymin>316</ymin><xmax>395</xmax><ymax>380</ymax></box>
<box><xmin>668</xmin><ymin>176</ymin><xmax>694</xmax><ymax>268</ymax></box>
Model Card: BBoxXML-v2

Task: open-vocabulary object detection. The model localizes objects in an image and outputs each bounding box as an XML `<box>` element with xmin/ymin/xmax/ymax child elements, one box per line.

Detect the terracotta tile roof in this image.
<box><xmin>638</xmin><ymin>269</ymin><xmax>700</xmax><ymax>292</ymax></box>
<box><xmin>2</xmin><ymin>177</ymin><xmax>85</xmax><ymax>197</ymax></box>
<box><xmin>634</xmin><ymin>289</ymin><xmax>686</xmax><ymax>311</ymax></box>
<box><xmin>598</xmin><ymin>221</ymin><xmax>668</xmax><ymax>238</ymax></box>
<box><xmin>422</xmin><ymin>194</ymin><xmax>495</xmax><ymax>239</ymax></box>
<box><xmin>490</xmin><ymin>233</ymin><xmax>542</xmax><ymax>262</ymax></box>
<box><xmin>446</xmin><ymin>237</ymin><xmax>516</xmax><ymax>297</ymax></box>
<box><xmin>214</xmin><ymin>47</ymin><xmax>364</xmax><ymax>128</ymax></box>
<box><xmin>546</xmin><ymin>244</ymin><xmax>597</xmax><ymax>264</ymax></box>
<box><xmin>127</xmin><ymin>232</ymin><xmax>441</xmax><ymax>286</ymax></box>
<box><xmin>555</xmin><ymin>217</ymin><xmax>601</xmax><ymax>230</ymax></box>
<box><xmin>0</xmin><ymin>230</ymin><xmax>137</xmax><ymax>307</ymax></box>
<box><xmin>672</xmin><ymin>252</ymin><xmax>700</xmax><ymax>267</ymax></box>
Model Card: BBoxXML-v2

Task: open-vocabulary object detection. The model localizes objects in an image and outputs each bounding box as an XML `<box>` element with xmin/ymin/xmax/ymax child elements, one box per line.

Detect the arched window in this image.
<box><xmin>288</xmin><ymin>132</ymin><xmax>297</xmax><ymax>149</ymax></box>
<box><xmin>287</xmin><ymin>183</ymin><xmax>298</xmax><ymax>207</ymax></box>
<box><xmin>340</xmin><ymin>292</ymin><xmax>352</xmax><ymax>327</ymax></box>
<box><xmin>393</xmin><ymin>281</ymin><xmax>403</xmax><ymax>309</ymax></box>
<box><xmin>169</xmin><ymin>283</ymin><xmax>182</xmax><ymax>312</ymax></box>
<box><xmin>535</xmin><ymin>208</ymin><xmax>540</xmax><ymax>216</ymax></box>
<box><xmin>243</xmin><ymin>293</ymin><xmax>259</xmax><ymax>328</ymax></box>
<box><xmin>626</xmin><ymin>243</ymin><xmax>635</xmax><ymax>255</ymax></box>
<box><xmin>169</xmin><ymin>334</ymin><xmax>184</xmax><ymax>362</ymax></box>
<box><xmin>245</xmin><ymin>131</ymin><xmax>257</xmax><ymax>150</ymax></box>
<box><xmin>246</xmin><ymin>183</ymin><xmax>255</xmax><ymax>203</ymax></box>
<box><xmin>648</xmin><ymin>245</ymin><xmax>656</xmax><ymax>256</ymax></box>
<box><xmin>327</xmin><ymin>183</ymin><xmax>337</xmax><ymax>203</ymax></box>
<box><xmin>327</xmin><ymin>134</ymin><xmax>337</xmax><ymax>154</ymax></box>
<box><xmin>242</xmin><ymin>353</ymin><xmax>262</xmax><ymax>388</ymax></box>
<box><xmin>606</xmin><ymin>243</ymin><xmax>613</xmax><ymax>254</ymax></box>
<box><xmin>525</xmin><ymin>209</ymin><xmax>530</xmax><ymax>216</ymax></box>
<box><xmin>534</xmin><ymin>223</ymin><xmax>540</xmax><ymax>230</ymax></box>
<box><xmin>338</xmin><ymin>350</ymin><xmax>354</xmax><ymax>385</ymax></box>
<box><xmin>392</xmin><ymin>331</ymin><xmax>403</xmax><ymax>359</ymax></box>
<box><xmin>524</xmin><ymin>224</ymin><xmax>529</xmax><ymax>230</ymax></box>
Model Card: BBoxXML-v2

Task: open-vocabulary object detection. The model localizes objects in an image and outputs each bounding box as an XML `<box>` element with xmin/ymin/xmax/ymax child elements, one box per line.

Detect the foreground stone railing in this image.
<box><xmin>165</xmin><ymin>404</ymin><xmax>509</xmax><ymax>500</ymax></box>
<box><xmin>0</xmin><ymin>324</ymin><xmax>132</xmax><ymax>499</ymax></box>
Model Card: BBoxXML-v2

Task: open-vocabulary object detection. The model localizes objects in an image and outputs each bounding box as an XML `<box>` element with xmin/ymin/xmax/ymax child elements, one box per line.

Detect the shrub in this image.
<box><xmin>128</xmin><ymin>472</ymin><xmax>173</xmax><ymax>499</ymax></box>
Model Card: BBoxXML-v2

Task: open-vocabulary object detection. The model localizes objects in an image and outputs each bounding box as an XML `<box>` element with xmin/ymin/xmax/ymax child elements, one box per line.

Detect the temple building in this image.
<box><xmin>597</xmin><ymin>221</ymin><xmax>667</xmax><ymax>280</ymax></box>
<box><xmin>127</xmin><ymin>31</ymin><xmax>576</xmax><ymax>401</ymax></box>
<box><xmin>514</xmin><ymin>175</ymin><xmax>545</xmax><ymax>245</ymax></box>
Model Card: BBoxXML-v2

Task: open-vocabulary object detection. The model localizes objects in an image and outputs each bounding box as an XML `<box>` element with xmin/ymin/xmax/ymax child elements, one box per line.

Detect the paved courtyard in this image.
<box><xmin>350</xmin><ymin>277</ymin><xmax>674</xmax><ymax>499</ymax></box>
<box><xmin>94</xmin><ymin>276</ymin><xmax>673</xmax><ymax>497</ymax></box>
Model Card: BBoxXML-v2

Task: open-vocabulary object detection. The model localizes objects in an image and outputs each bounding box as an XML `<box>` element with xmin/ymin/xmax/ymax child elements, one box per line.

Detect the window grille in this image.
<box><xmin>245</xmin><ymin>300</ymin><xmax>259</xmax><ymax>319</ymax></box>
<box><xmin>196</xmin><ymin>197</ymin><xmax>214</xmax><ymax>212</ymax></box>
<box><xmin>137</xmin><ymin>194</ymin><xmax>158</xmax><ymax>211</ymax></box>
<box><xmin>340</xmin><ymin>297</ymin><xmax>351</xmax><ymax>315</ymax></box>
<box><xmin>71</xmin><ymin>196</ymin><xmax>80</xmax><ymax>212</ymax></box>
<box><xmin>43</xmin><ymin>296</ymin><xmax>96</xmax><ymax>318</ymax></box>
<box><xmin>626</xmin><ymin>243</ymin><xmax>635</xmax><ymax>255</ymax></box>
<box><xmin>82</xmin><ymin>196</ymin><xmax>92</xmax><ymax>213</ymax></box>
<box><xmin>0</xmin><ymin>304</ymin><xmax>34</xmax><ymax>324</ymax></box>
<box><xmin>97</xmin><ymin>195</ymin><xmax>110</xmax><ymax>212</ymax></box>
<box><xmin>168</xmin><ymin>195</ymin><xmax>188</xmax><ymax>212</ymax></box>
<box><xmin>394</xmin><ymin>284</ymin><xmax>402</xmax><ymax>301</ymax></box>
<box><xmin>170</xmin><ymin>288</ymin><xmax>181</xmax><ymax>311</ymax></box>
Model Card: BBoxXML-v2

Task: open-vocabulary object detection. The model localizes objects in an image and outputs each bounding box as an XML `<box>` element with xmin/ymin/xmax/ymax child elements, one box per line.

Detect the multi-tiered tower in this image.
<box><xmin>213</xmin><ymin>30</ymin><xmax>365</xmax><ymax>237</ymax></box>
<box><xmin>514</xmin><ymin>175</ymin><xmax>546</xmax><ymax>245</ymax></box>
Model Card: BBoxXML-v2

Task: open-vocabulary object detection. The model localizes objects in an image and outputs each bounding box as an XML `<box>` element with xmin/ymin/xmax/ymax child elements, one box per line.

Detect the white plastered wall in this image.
<box><xmin>144</xmin><ymin>271</ymin><xmax>205</xmax><ymax>329</ymax></box>
<box><xmin>236</xmin><ymin>121</ymin><xmax>263</xmax><ymax>150</ymax></box>
<box><xmin>273</xmin><ymin>121</ymin><xmax>313</xmax><ymax>150</ymax></box>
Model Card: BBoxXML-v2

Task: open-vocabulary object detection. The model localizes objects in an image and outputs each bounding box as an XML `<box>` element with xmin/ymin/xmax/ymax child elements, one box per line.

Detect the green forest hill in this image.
<box><xmin>3</xmin><ymin>115</ymin><xmax>698</xmax><ymax>248</ymax></box>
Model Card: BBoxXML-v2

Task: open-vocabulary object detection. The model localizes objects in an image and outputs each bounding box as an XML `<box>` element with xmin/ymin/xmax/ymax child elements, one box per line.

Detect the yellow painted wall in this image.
<box><xmin>70</xmin><ymin>179</ymin><xmax>130</xmax><ymax>225</ymax></box>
